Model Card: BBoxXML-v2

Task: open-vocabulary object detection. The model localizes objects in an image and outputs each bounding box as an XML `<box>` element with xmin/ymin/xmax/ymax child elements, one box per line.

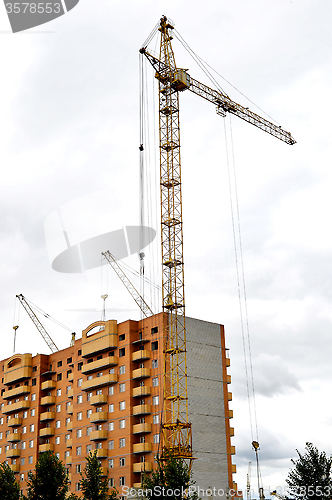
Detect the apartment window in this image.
<box><xmin>153</xmin><ymin>434</ymin><xmax>160</xmax><ymax>444</ymax></box>
<box><xmin>20</xmin><ymin>473</ymin><xmax>24</xmax><ymax>482</ymax></box>
<box><xmin>55</xmin><ymin>436</ymin><xmax>60</xmax><ymax>445</ymax></box>
<box><xmin>57</xmin><ymin>389</ymin><xmax>61</xmax><ymax>397</ymax></box>
<box><xmin>152</xmin><ymin>377</ymin><xmax>159</xmax><ymax>387</ymax></box>
<box><xmin>22</xmin><ymin>411</ymin><xmax>27</xmax><ymax>420</ymax></box>
<box><xmin>0</xmin><ymin>418</ymin><xmax>3</xmax><ymax>425</ymax></box>
<box><xmin>87</xmin><ymin>375</ymin><xmax>93</xmax><ymax>380</ymax></box>
<box><xmin>86</xmin><ymin>444</ymin><xmax>92</xmax><ymax>453</ymax></box>
<box><xmin>0</xmin><ymin>432</ymin><xmax>2</xmax><ymax>440</ymax></box>
<box><xmin>67</xmin><ymin>370</ymin><xmax>72</xmax><ymax>378</ymax></box>
<box><xmin>97</xmin><ymin>372</ymin><xmax>103</xmax><ymax>378</ymax></box>
<box><xmin>152</xmin><ymin>396</ymin><xmax>159</xmax><ymax>406</ymax></box>
<box><xmin>23</xmin><ymin>395</ymin><xmax>29</xmax><ymax>401</ymax></box>
<box><xmin>151</xmin><ymin>341</ymin><xmax>158</xmax><ymax>351</ymax></box>
<box><xmin>76</xmin><ymin>464</ymin><xmax>81</xmax><ymax>473</ymax></box>
<box><xmin>57</xmin><ymin>361</ymin><xmax>62</xmax><ymax>367</ymax></box>
<box><xmin>96</xmin><ymin>389</ymin><xmax>103</xmax><ymax>395</ymax></box>
<box><xmin>87</xmin><ymin>409</ymin><xmax>92</xmax><ymax>418</ymax></box>
<box><xmin>66</xmin><ymin>386</ymin><xmax>71</xmax><ymax>394</ymax></box>
<box><xmin>119</xmin><ymin>365</ymin><xmax>125</xmax><ymax>375</ymax></box>
<box><xmin>76</xmin><ymin>446</ymin><xmax>81</xmax><ymax>456</ymax></box>
<box><xmin>65</xmin><ymin>434</ymin><xmax>70</xmax><ymax>441</ymax></box>
<box><xmin>119</xmin><ymin>477</ymin><xmax>125</xmax><ymax>486</ymax></box>
<box><xmin>151</xmin><ymin>326</ymin><xmax>158</xmax><ymax>334</ymax></box>
<box><xmin>6</xmin><ymin>430</ymin><xmax>10</xmax><ymax>437</ymax></box>
<box><xmin>29</xmin><ymin>440</ymin><xmax>34</xmax><ymax>448</ymax></box>
<box><xmin>66</xmin><ymin>402</ymin><xmax>71</xmax><ymax>410</ymax></box>
<box><xmin>66</xmin><ymin>417</ymin><xmax>70</xmax><ymax>424</ymax></box>
<box><xmin>56</xmin><ymin>405</ymin><xmax>61</xmax><ymax>413</ymax></box>
<box><xmin>78</xmin><ymin>349</ymin><xmax>82</xmax><ymax>356</ymax></box>
<box><xmin>119</xmin><ymin>438</ymin><xmax>125</xmax><ymax>448</ymax></box>
<box><xmin>119</xmin><ymin>401</ymin><xmax>126</xmax><ymax>411</ymax></box>
<box><xmin>119</xmin><ymin>334</ymin><xmax>125</xmax><ymax>341</ymax></box>
<box><xmin>119</xmin><ymin>457</ymin><xmax>125</xmax><ymax>467</ymax></box>
<box><xmin>153</xmin><ymin>414</ymin><xmax>160</xmax><ymax>424</ymax></box>
<box><xmin>65</xmin><ymin>450</ymin><xmax>70</xmax><ymax>457</ymax></box>
<box><xmin>55</xmin><ymin>452</ymin><xmax>60</xmax><ymax>459</ymax></box>
<box><xmin>57</xmin><ymin>374</ymin><xmax>62</xmax><ymax>381</ymax></box>
<box><xmin>87</xmin><ymin>392</ymin><xmax>93</xmax><ymax>402</ymax></box>
<box><xmin>32</xmin><ymin>378</ymin><xmax>36</xmax><ymax>386</ymax></box>
<box><xmin>109</xmin><ymin>404</ymin><xmax>114</xmax><ymax>413</ymax></box>
<box><xmin>28</xmin><ymin>456</ymin><xmax>33</xmax><ymax>464</ymax></box>
<box><xmin>152</xmin><ymin>359</ymin><xmax>158</xmax><ymax>369</ymax></box>
<box><xmin>56</xmin><ymin>420</ymin><xmax>61</xmax><ymax>429</ymax></box>
<box><xmin>78</xmin><ymin>362</ymin><xmax>83</xmax><ymax>371</ymax></box>
<box><xmin>119</xmin><ymin>383</ymin><xmax>125</xmax><ymax>393</ymax></box>
<box><xmin>31</xmin><ymin>393</ymin><xmax>36</xmax><ymax>401</ymax></box>
<box><xmin>109</xmin><ymin>478</ymin><xmax>114</xmax><ymax>488</ymax></box>
<box><xmin>108</xmin><ymin>440</ymin><xmax>114</xmax><ymax>450</ymax></box>
<box><xmin>77</xmin><ymin>395</ymin><xmax>83</xmax><ymax>404</ymax></box>
<box><xmin>77</xmin><ymin>429</ymin><xmax>82</xmax><ymax>438</ymax></box>
<box><xmin>21</xmin><ymin>442</ymin><xmax>26</xmax><ymax>450</ymax></box>
<box><xmin>76</xmin><ymin>483</ymin><xmax>81</xmax><ymax>492</ymax></box>
<box><xmin>77</xmin><ymin>378</ymin><xmax>83</xmax><ymax>387</ymax></box>
<box><xmin>31</xmin><ymin>409</ymin><xmax>35</xmax><ymax>417</ymax></box>
<box><xmin>139</xmin><ymin>363</ymin><xmax>144</xmax><ymax>369</ymax></box>
<box><xmin>86</xmin><ymin>427</ymin><xmax>92</xmax><ymax>436</ymax></box>
<box><xmin>30</xmin><ymin>424</ymin><xmax>34</xmax><ymax>432</ymax></box>
<box><xmin>119</xmin><ymin>348</ymin><xmax>125</xmax><ymax>357</ymax></box>
<box><xmin>119</xmin><ymin>419</ymin><xmax>126</xmax><ymax>429</ymax></box>
<box><xmin>109</xmin><ymin>368</ymin><xmax>115</xmax><ymax>374</ymax></box>
<box><xmin>21</xmin><ymin>457</ymin><xmax>25</xmax><ymax>465</ymax></box>
<box><xmin>77</xmin><ymin>412</ymin><xmax>82</xmax><ymax>421</ymax></box>
<box><xmin>109</xmin><ymin>422</ymin><xmax>114</xmax><ymax>431</ymax></box>
<box><xmin>67</xmin><ymin>357</ymin><xmax>72</xmax><ymax>364</ymax></box>
<box><xmin>108</xmin><ymin>386</ymin><xmax>114</xmax><ymax>396</ymax></box>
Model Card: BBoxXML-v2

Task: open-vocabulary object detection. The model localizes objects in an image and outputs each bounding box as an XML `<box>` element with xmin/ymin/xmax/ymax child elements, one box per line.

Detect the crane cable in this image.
<box><xmin>223</xmin><ymin>115</ymin><xmax>263</xmax><ymax>495</ymax></box>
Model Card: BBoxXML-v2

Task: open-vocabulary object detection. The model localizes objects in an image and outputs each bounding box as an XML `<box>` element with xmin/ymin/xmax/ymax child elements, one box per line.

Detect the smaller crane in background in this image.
<box><xmin>14</xmin><ymin>294</ymin><xmax>75</xmax><ymax>353</ymax></box>
<box><xmin>102</xmin><ymin>250</ymin><xmax>154</xmax><ymax>318</ymax></box>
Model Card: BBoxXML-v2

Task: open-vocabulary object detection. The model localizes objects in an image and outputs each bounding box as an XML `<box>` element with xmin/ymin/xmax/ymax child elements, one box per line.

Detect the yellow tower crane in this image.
<box><xmin>140</xmin><ymin>15</ymin><xmax>296</xmax><ymax>462</ymax></box>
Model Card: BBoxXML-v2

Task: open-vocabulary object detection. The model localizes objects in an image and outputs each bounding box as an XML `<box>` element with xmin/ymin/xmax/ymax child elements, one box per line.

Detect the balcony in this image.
<box><xmin>132</xmin><ymin>350</ymin><xmax>151</xmax><ymax>362</ymax></box>
<box><xmin>66</xmin><ymin>421</ymin><xmax>73</xmax><ymax>431</ymax></box>
<box><xmin>230</xmin><ymin>445</ymin><xmax>236</xmax><ymax>455</ymax></box>
<box><xmin>67</xmin><ymin>389</ymin><xmax>74</xmax><ymax>398</ymax></box>
<box><xmin>82</xmin><ymin>356</ymin><xmax>117</xmax><ymax>374</ymax></box>
<box><xmin>66</xmin><ymin>456</ymin><xmax>73</xmax><ymax>465</ymax></box>
<box><xmin>41</xmin><ymin>396</ymin><xmax>56</xmax><ymax>406</ymax></box>
<box><xmin>90</xmin><ymin>412</ymin><xmax>108</xmax><ymax>423</ymax></box>
<box><xmin>90</xmin><ymin>394</ymin><xmax>108</xmax><ymax>406</ymax></box>
<box><xmin>4</xmin><ymin>354</ymin><xmax>32</xmax><ymax>385</ymax></box>
<box><xmin>132</xmin><ymin>423</ymin><xmax>152</xmax><ymax>434</ymax></box>
<box><xmin>66</xmin><ymin>439</ymin><xmax>73</xmax><ymax>448</ymax></box>
<box><xmin>41</xmin><ymin>380</ymin><xmax>56</xmax><ymax>391</ymax></box>
<box><xmin>132</xmin><ymin>368</ymin><xmax>151</xmax><ymax>380</ymax></box>
<box><xmin>68</xmin><ymin>373</ymin><xmax>74</xmax><ymax>382</ymax></box>
<box><xmin>39</xmin><ymin>427</ymin><xmax>55</xmax><ymax>437</ymax></box>
<box><xmin>8</xmin><ymin>418</ymin><xmax>22</xmax><ymax>427</ymax></box>
<box><xmin>10</xmin><ymin>464</ymin><xmax>20</xmax><ymax>473</ymax></box>
<box><xmin>90</xmin><ymin>430</ymin><xmax>108</xmax><ymax>441</ymax></box>
<box><xmin>40</xmin><ymin>411</ymin><xmax>55</xmax><ymax>421</ymax></box>
<box><xmin>227</xmin><ymin>392</ymin><xmax>232</xmax><ymax>401</ymax></box>
<box><xmin>132</xmin><ymin>386</ymin><xmax>151</xmax><ymax>398</ymax></box>
<box><xmin>133</xmin><ymin>442</ymin><xmax>152</xmax><ymax>454</ymax></box>
<box><xmin>100</xmin><ymin>468</ymin><xmax>108</xmax><ymax>476</ymax></box>
<box><xmin>95</xmin><ymin>448</ymin><xmax>108</xmax><ymax>458</ymax></box>
<box><xmin>82</xmin><ymin>374</ymin><xmax>118</xmax><ymax>391</ymax></box>
<box><xmin>226</xmin><ymin>374</ymin><xmax>231</xmax><ymax>384</ymax></box>
<box><xmin>82</xmin><ymin>320</ymin><xmax>118</xmax><ymax>357</ymax></box>
<box><xmin>232</xmin><ymin>464</ymin><xmax>237</xmax><ymax>473</ymax></box>
<box><xmin>133</xmin><ymin>404</ymin><xmax>151</xmax><ymax>416</ymax></box>
<box><xmin>40</xmin><ymin>443</ymin><xmax>54</xmax><ymax>453</ymax></box>
<box><xmin>6</xmin><ymin>449</ymin><xmax>20</xmax><ymax>458</ymax></box>
<box><xmin>133</xmin><ymin>462</ymin><xmax>153</xmax><ymax>473</ymax></box>
<box><xmin>8</xmin><ymin>433</ymin><xmax>22</xmax><ymax>442</ymax></box>
<box><xmin>228</xmin><ymin>409</ymin><xmax>234</xmax><ymax>419</ymax></box>
<box><xmin>3</xmin><ymin>385</ymin><xmax>31</xmax><ymax>399</ymax></box>
<box><xmin>2</xmin><ymin>400</ymin><xmax>30</xmax><ymax>414</ymax></box>
<box><xmin>67</xmin><ymin>406</ymin><xmax>73</xmax><ymax>414</ymax></box>
<box><xmin>229</xmin><ymin>427</ymin><xmax>235</xmax><ymax>436</ymax></box>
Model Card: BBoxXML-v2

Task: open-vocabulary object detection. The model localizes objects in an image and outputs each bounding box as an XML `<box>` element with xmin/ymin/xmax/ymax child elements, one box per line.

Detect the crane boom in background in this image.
<box><xmin>102</xmin><ymin>251</ymin><xmax>154</xmax><ymax>318</ymax></box>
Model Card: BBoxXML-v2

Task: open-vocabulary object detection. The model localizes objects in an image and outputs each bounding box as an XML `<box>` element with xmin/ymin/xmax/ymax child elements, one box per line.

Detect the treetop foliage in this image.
<box><xmin>286</xmin><ymin>442</ymin><xmax>332</xmax><ymax>500</ymax></box>
<box><xmin>0</xmin><ymin>461</ymin><xmax>21</xmax><ymax>500</ymax></box>
<box><xmin>26</xmin><ymin>450</ymin><xmax>69</xmax><ymax>500</ymax></box>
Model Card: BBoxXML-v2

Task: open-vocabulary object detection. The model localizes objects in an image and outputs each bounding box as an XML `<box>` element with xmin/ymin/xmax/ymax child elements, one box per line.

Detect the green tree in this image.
<box><xmin>0</xmin><ymin>462</ymin><xmax>21</xmax><ymax>500</ymax></box>
<box><xmin>26</xmin><ymin>450</ymin><xmax>69</xmax><ymax>500</ymax></box>
<box><xmin>141</xmin><ymin>451</ymin><xmax>199</xmax><ymax>500</ymax></box>
<box><xmin>80</xmin><ymin>451</ymin><xmax>118</xmax><ymax>500</ymax></box>
<box><xmin>286</xmin><ymin>443</ymin><xmax>332</xmax><ymax>500</ymax></box>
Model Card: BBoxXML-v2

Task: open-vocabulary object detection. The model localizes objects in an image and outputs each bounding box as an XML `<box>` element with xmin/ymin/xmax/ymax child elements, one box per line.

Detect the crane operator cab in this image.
<box><xmin>172</xmin><ymin>69</ymin><xmax>190</xmax><ymax>91</ymax></box>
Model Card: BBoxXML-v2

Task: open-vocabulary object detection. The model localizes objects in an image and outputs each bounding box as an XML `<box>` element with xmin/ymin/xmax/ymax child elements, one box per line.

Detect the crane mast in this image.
<box><xmin>140</xmin><ymin>15</ymin><xmax>295</xmax><ymax>464</ymax></box>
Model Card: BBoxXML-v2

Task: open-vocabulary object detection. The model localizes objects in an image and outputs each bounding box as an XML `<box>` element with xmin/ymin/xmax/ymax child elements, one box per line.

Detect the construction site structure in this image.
<box><xmin>0</xmin><ymin>315</ymin><xmax>237</xmax><ymax>498</ymax></box>
<box><xmin>140</xmin><ymin>15</ymin><xmax>295</xmax><ymax>463</ymax></box>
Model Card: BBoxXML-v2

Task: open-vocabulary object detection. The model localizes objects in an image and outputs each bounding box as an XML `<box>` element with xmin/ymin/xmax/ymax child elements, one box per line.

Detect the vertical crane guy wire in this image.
<box><xmin>223</xmin><ymin>114</ymin><xmax>264</xmax><ymax>496</ymax></box>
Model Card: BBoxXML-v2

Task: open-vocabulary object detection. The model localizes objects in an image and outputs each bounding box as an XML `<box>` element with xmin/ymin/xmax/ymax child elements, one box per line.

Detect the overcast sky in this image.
<box><xmin>1</xmin><ymin>0</ymin><xmax>332</xmax><ymax>496</ymax></box>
